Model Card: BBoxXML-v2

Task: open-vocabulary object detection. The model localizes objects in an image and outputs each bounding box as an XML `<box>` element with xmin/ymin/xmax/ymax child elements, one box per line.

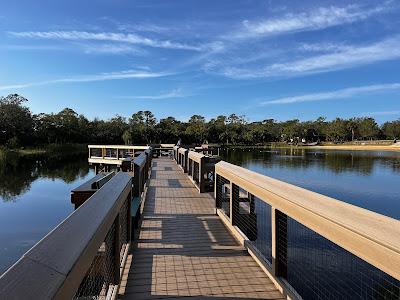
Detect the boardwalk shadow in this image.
<box><xmin>167</xmin><ymin>179</ymin><xmax>182</xmax><ymax>188</ymax></box>
<box><xmin>135</xmin><ymin>214</ymin><xmax>245</xmax><ymax>257</ymax></box>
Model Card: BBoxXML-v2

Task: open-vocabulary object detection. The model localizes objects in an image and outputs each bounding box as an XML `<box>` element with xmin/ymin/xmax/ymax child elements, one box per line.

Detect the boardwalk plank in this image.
<box><xmin>119</xmin><ymin>158</ymin><xmax>284</xmax><ymax>300</ymax></box>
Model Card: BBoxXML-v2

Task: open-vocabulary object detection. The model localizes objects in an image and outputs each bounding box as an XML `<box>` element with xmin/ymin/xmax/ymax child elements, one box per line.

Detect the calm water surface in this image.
<box><xmin>0</xmin><ymin>151</ymin><xmax>93</xmax><ymax>274</ymax></box>
<box><xmin>222</xmin><ymin>147</ymin><xmax>400</xmax><ymax>220</ymax></box>
<box><xmin>0</xmin><ymin>147</ymin><xmax>399</xmax><ymax>275</ymax></box>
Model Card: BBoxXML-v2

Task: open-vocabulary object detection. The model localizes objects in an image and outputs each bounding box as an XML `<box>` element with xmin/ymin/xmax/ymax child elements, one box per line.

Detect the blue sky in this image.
<box><xmin>0</xmin><ymin>0</ymin><xmax>400</xmax><ymax>122</ymax></box>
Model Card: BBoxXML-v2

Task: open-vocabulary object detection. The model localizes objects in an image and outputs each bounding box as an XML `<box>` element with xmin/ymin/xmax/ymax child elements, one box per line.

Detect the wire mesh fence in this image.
<box><xmin>282</xmin><ymin>216</ymin><xmax>400</xmax><ymax>300</ymax></box>
<box><xmin>204</xmin><ymin>170</ymin><xmax>215</xmax><ymax>192</ymax></box>
<box><xmin>105</xmin><ymin>148</ymin><xmax>117</xmax><ymax>158</ymax></box>
<box><xmin>119</xmin><ymin>197</ymin><xmax>129</xmax><ymax>264</ymax></box>
<box><xmin>73</xmin><ymin>222</ymin><xmax>117</xmax><ymax>299</ymax></box>
<box><xmin>74</xmin><ymin>196</ymin><xmax>131</xmax><ymax>299</ymax></box>
<box><xmin>230</xmin><ymin>185</ymin><xmax>273</xmax><ymax>263</ymax></box>
<box><xmin>180</xmin><ymin>154</ymin><xmax>186</xmax><ymax>170</ymax></box>
<box><xmin>188</xmin><ymin>160</ymin><xmax>193</xmax><ymax>177</ymax></box>
<box><xmin>247</xmin><ymin>196</ymin><xmax>272</xmax><ymax>264</ymax></box>
<box><xmin>89</xmin><ymin>148</ymin><xmax>102</xmax><ymax>157</ymax></box>
<box><xmin>193</xmin><ymin>161</ymin><xmax>199</xmax><ymax>184</ymax></box>
<box><xmin>215</xmin><ymin>174</ymin><xmax>230</xmax><ymax>218</ymax></box>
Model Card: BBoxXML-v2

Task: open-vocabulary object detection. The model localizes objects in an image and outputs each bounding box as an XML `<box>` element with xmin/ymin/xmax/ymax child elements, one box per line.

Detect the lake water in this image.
<box><xmin>0</xmin><ymin>151</ymin><xmax>93</xmax><ymax>274</ymax></box>
<box><xmin>221</xmin><ymin>147</ymin><xmax>400</xmax><ymax>220</ymax></box>
<box><xmin>0</xmin><ymin>147</ymin><xmax>399</xmax><ymax>275</ymax></box>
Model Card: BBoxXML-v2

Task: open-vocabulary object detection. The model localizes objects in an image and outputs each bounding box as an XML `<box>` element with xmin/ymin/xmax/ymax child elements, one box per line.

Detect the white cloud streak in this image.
<box><xmin>361</xmin><ymin>110</ymin><xmax>400</xmax><ymax>116</ymax></box>
<box><xmin>0</xmin><ymin>70</ymin><xmax>170</xmax><ymax>91</ymax></box>
<box><xmin>116</xmin><ymin>88</ymin><xmax>187</xmax><ymax>100</ymax></box>
<box><xmin>261</xmin><ymin>83</ymin><xmax>400</xmax><ymax>105</ymax></box>
<box><xmin>82</xmin><ymin>43</ymin><xmax>146</xmax><ymax>55</ymax></box>
<box><xmin>219</xmin><ymin>37</ymin><xmax>400</xmax><ymax>79</ymax></box>
<box><xmin>8</xmin><ymin>30</ymin><xmax>212</xmax><ymax>51</ymax></box>
<box><xmin>235</xmin><ymin>2</ymin><xmax>392</xmax><ymax>39</ymax></box>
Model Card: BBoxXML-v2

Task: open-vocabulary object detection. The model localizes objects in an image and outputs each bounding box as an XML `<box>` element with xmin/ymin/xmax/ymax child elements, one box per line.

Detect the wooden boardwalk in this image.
<box><xmin>119</xmin><ymin>157</ymin><xmax>284</xmax><ymax>300</ymax></box>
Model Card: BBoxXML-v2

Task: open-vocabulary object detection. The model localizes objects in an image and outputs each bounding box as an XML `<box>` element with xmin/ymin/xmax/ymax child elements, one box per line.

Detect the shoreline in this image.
<box><xmin>225</xmin><ymin>143</ymin><xmax>400</xmax><ymax>152</ymax></box>
<box><xmin>304</xmin><ymin>144</ymin><xmax>400</xmax><ymax>152</ymax></box>
<box><xmin>0</xmin><ymin>144</ymin><xmax>87</xmax><ymax>157</ymax></box>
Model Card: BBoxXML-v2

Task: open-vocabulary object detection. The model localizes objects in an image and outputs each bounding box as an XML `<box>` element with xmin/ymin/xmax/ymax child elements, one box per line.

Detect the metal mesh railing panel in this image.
<box><xmin>231</xmin><ymin>187</ymin><xmax>272</xmax><ymax>263</ymax></box>
<box><xmin>216</xmin><ymin>174</ymin><xmax>230</xmax><ymax>217</ymax></box>
<box><xmin>119</xmin><ymin>198</ymin><xmax>129</xmax><ymax>264</ymax></box>
<box><xmin>105</xmin><ymin>148</ymin><xmax>117</xmax><ymax>158</ymax></box>
<box><xmin>193</xmin><ymin>161</ymin><xmax>199</xmax><ymax>184</ymax></box>
<box><xmin>282</xmin><ymin>216</ymin><xmax>400</xmax><ymax>300</ymax></box>
<box><xmin>90</xmin><ymin>148</ymin><xmax>102</xmax><ymax>157</ymax></box>
<box><xmin>74</xmin><ymin>222</ymin><xmax>116</xmax><ymax>299</ymax></box>
<box><xmin>188</xmin><ymin>160</ymin><xmax>193</xmax><ymax>176</ymax></box>
<box><xmin>249</xmin><ymin>196</ymin><xmax>272</xmax><ymax>264</ymax></box>
<box><xmin>204</xmin><ymin>170</ymin><xmax>215</xmax><ymax>192</ymax></box>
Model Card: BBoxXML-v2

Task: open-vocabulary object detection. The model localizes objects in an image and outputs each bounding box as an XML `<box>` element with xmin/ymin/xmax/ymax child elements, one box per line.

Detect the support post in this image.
<box><xmin>229</xmin><ymin>181</ymin><xmax>233</xmax><ymax>223</ymax></box>
<box><xmin>199</xmin><ymin>157</ymin><xmax>204</xmax><ymax>193</ymax></box>
<box><xmin>231</xmin><ymin>183</ymin><xmax>239</xmax><ymax>225</ymax></box>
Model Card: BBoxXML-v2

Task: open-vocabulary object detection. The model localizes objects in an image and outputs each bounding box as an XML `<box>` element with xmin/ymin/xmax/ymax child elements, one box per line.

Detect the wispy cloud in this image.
<box><xmin>217</xmin><ymin>37</ymin><xmax>400</xmax><ymax>79</ymax></box>
<box><xmin>82</xmin><ymin>43</ymin><xmax>146</xmax><ymax>55</ymax></box>
<box><xmin>361</xmin><ymin>110</ymin><xmax>400</xmax><ymax>116</ymax></box>
<box><xmin>261</xmin><ymin>83</ymin><xmax>400</xmax><ymax>105</ymax></box>
<box><xmin>116</xmin><ymin>88</ymin><xmax>188</xmax><ymax>100</ymax></box>
<box><xmin>8</xmin><ymin>30</ymin><xmax>217</xmax><ymax>52</ymax></box>
<box><xmin>233</xmin><ymin>2</ymin><xmax>393</xmax><ymax>39</ymax></box>
<box><xmin>0</xmin><ymin>69</ymin><xmax>171</xmax><ymax>91</ymax></box>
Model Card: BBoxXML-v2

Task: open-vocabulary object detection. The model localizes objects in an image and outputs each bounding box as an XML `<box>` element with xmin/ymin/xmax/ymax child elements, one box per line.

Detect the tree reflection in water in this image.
<box><xmin>0</xmin><ymin>150</ymin><xmax>89</xmax><ymax>202</ymax></box>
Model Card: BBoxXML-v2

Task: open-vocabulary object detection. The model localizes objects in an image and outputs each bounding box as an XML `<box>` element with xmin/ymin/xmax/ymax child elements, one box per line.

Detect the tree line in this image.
<box><xmin>1</xmin><ymin>94</ymin><xmax>399</xmax><ymax>148</ymax></box>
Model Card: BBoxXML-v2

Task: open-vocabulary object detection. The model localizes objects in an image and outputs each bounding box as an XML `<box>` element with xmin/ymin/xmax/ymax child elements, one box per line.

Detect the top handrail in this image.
<box><xmin>215</xmin><ymin>160</ymin><xmax>400</xmax><ymax>281</ymax></box>
<box><xmin>133</xmin><ymin>152</ymin><xmax>147</xmax><ymax>170</ymax></box>
<box><xmin>178</xmin><ymin>147</ymin><xmax>188</xmax><ymax>154</ymax></box>
<box><xmin>91</xmin><ymin>171</ymin><xmax>115</xmax><ymax>189</ymax></box>
<box><xmin>88</xmin><ymin>145</ymin><xmax>150</xmax><ymax>150</ymax></box>
<box><xmin>0</xmin><ymin>172</ymin><xmax>132</xmax><ymax>299</ymax></box>
<box><xmin>188</xmin><ymin>150</ymin><xmax>204</xmax><ymax>163</ymax></box>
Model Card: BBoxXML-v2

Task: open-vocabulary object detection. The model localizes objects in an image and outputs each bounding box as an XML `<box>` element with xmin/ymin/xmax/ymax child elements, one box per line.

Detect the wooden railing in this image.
<box><xmin>187</xmin><ymin>151</ymin><xmax>205</xmax><ymax>192</ymax></box>
<box><xmin>70</xmin><ymin>172</ymin><xmax>115</xmax><ymax>209</ymax></box>
<box><xmin>88</xmin><ymin>145</ymin><xmax>150</xmax><ymax>164</ymax></box>
<box><xmin>178</xmin><ymin>147</ymin><xmax>188</xmax><ymax>173</ymax></box>
<box><xmin>214</xmin><ymin>161</ymin><xmax>400</xmax><ymax>299</ymax></box>
<box><xmin>171</xmin><ymin>147</ymin><xmax>400</xmax><ymax>298</ymax></box>
<box><xmin>151</xmin><ymin>144</ymin><xmax>174</xmax><ymax>157</ymax></box>
<box><xmin>0</xmin><ymin>149</ymin><xmax>153</xmax><ymax>299</ymax></box>
<box><xmin>133</xmin><ymin>151</ymin><xmax>150</xmax><ymax>198</ymax></box>
<box><xmin>0</xmin><ymin>172</ymin><xmax>132</xmax><ymax>299</ymax></box>
<box><xmin>183</xmin><ymin>150</ymin><xmax>220</xmax><ymax>193</ymax></box>
<box><xmin>173</xmin><ymin>145</ymin><xmax>179</xmax><ymax>161</ymax></box>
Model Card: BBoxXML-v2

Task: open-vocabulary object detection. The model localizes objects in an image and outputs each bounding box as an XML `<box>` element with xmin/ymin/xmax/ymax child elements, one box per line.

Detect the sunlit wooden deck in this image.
<box><xmin>118</xmin><ymin>157</ymin><xmax>284</xmax><ymax>299</ymax></box>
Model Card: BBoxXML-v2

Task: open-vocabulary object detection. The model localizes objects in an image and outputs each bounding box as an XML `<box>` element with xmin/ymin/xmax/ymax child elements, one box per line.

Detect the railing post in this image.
<box><xmin>214</xmin><ymin>173</ymin><xmax>218</xmax><ymax>214</ymax></box>
<box><xmin>199</xmin><ymin>157</ymin><xmax>204</xmax><ymax>193</ymax></box>
<box><xmin>272</xmin><ymin>208</ymin><xmax>288</xmax><ymax>279</ymax></box>
<box><xmin>231</xmin><ymin>183</ymin><xmax>239</xmax><ymax>225</ymax></box>
<box><xmin>229</xmin><ymin>181</ymin><xmax>234</xmax><ymax>223</ymax></box>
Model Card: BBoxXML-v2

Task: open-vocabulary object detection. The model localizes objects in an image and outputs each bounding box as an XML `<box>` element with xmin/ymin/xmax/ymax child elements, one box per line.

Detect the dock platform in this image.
<box><xmin>119</xmin><ymin>157</ymin><xmax>284</xmax><ymax>299</ymax></box>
